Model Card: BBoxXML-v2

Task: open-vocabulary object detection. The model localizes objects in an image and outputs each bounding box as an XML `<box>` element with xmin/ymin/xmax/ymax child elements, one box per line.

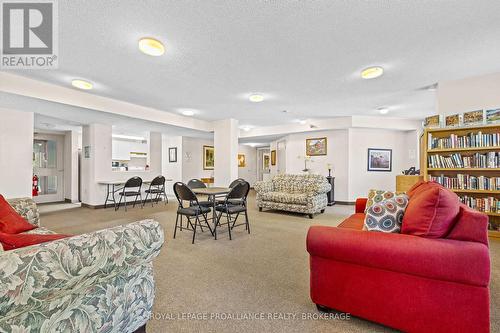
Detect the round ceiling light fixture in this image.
<box><xmin>377</xmin><ymin>107</ymin><xmax>389</xmax><ymax>114</ymax></box>
<box><xmin>361</xmin><ymin>66</ymin><xmax>384</xmax><ymax>79</ymax></box>
<box><xmin>239</xmin><ymin>125</ymin><xmax>253</xmax><ymax>132</ymax></box>
<box><xmin>71</xmin><ymin>79</ymin><xmax>93</xmax><ymax>90</ymax></box>
<box><xmin>138</xmin><ymin>37</ymin><xmax>165</xmax><ymax>56</ymax></box>
<box><xmin>180</xmin><ymin>109</ymin><xmax>195</xmax><ymax>116</ymax></box>
<box><xmin>249</xmin><ymin>93</ymin><xmax>264</xmax><ymax>103</ymax></box>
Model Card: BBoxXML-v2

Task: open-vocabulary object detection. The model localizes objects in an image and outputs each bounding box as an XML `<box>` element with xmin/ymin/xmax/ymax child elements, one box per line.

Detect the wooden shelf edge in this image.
<box><xmin>425</xmin><ymin>124</ymin><xmax>500</xmax><ymax>133</ymax></box>
<box><xmin>450</xmin><ymin>189</ymin><xmax>500</xmax><ymax>194</ymax></box>
<box><xmin>428</xmin><ymin>146</ymin><xmax>500</xmax><ymax>153</ymax></box>
<box><xmin>427</xmin><ymin>168</ymin><xmax>500</xmax><ymax>171</ymax></box>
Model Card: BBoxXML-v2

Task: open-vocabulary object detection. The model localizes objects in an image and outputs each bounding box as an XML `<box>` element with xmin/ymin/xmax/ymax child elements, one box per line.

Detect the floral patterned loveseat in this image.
<box><xmin>254</xmin><ymin>174</ymin><xmax>331</xmax><ymax>218</ymax></box>
<box><xmin>0</xmin><ymin>198</ymin><xmax>164</xmax><ymax>333</ymax></box>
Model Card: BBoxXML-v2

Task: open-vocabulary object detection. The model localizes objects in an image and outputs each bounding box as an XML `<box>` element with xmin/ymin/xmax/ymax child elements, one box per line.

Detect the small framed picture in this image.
<box><xmin>306</xmin><ymin>137</ymin><xmax>327</xmax><ymax>156</ymax></box>
<box><xmin>424</xmin><ymin>115</ymin><xmax>441</xmax><ymax>128</ymax></box>
<box><xmin>169</xmin><ymin>147</ymin><xmax>177</xmax><ymax>163</ymax></box>
<box><xmin>263</xmin><ymin>153</ymin><xmax>270</xmax><ymax>170</ymax></box>
<box><xmin>367</xmin><ymin>148</ymin><xmax>392</xmax><ymax>172</ymax></box>
<box><xmin>238</xmin><ymin>154</ymin><xmax>246</xmax><ymax>167</ymax></box>
<box><xmin>445</xmin><ymin>114</ymin><xmax>461</xmax><ymax>127</ymax></box>
<box><xmin>486</xmin><ymin>108</ymin><xmax>500</xmax><ymax>123</ymax></box>
<box><xmin>270</xmin><ymin>150</ymin><xmax>276</xmax><ymax>166</ymax></box>
<box><xmin>463</xmin><ymin>110</ymin><xmax>484</xmax><ymax>126</ymax></box>
<box><xmin>203</xmin><ymin>145</ymin><xmax>214</xmax><ymax>170</ymax></box>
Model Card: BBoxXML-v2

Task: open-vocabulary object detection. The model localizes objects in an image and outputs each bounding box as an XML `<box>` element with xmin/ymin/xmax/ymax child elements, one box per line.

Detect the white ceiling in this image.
<box><xmin>7</xmin><ymin>0</ymin><xmax>500</xmax><ymax>128</ymax></box>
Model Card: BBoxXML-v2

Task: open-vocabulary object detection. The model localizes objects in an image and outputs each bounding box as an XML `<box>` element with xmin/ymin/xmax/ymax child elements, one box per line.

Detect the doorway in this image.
<box><xmin>33</xmin><ymin>133</ymin><xmax>65</xmax><ymax>203</ymax></box>
<box><xmin>277</xmin><ymin>140</ymin><xmax>286</xmax><ymax>174</ymax></box>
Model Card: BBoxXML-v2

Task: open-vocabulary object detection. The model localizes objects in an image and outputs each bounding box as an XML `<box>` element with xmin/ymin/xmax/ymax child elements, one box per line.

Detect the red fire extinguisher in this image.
<box><xmin>32</xmin><ymin>175</ymin><xmax>39</xmax><ymax>197</ymax></box>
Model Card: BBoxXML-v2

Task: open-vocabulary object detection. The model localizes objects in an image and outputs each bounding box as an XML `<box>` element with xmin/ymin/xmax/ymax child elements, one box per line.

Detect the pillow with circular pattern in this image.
<box><xmin>364</xmin><ymin>194</ymin><xmax>409</xmax><ymax>233</ymax></box>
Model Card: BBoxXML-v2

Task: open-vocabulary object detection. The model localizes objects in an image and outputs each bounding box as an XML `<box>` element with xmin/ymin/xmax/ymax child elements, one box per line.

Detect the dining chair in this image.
<box><xmin>142</xmin><ymin>175</ymin><xmax>168</xmax><ymax>207</ymax></box>
<box><xmin>116</xmin><ymin>177</ymin><xmax>143</xmax><ymax>211</ymax></box>
<box><xmin>187</xmin><ymin>179</ymin><xmax>212</xmax><ymax>207</ymax></box>
<box><xmin>214</xmin><ymin>181</ymin><xmax>250</xmax><ymax>240</ymax></box>
<box><xmin>173</xmin><ymin>182</ymin><xmax>213</xmax><ymax>244</ymax></box>
<box><xmin>216</xmin><ymin>178</ymin><xmax>246</xmax><ymax>205</ymax></box>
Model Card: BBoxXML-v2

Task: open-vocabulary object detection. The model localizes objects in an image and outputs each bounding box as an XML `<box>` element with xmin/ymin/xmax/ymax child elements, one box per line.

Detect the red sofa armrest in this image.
<box><xmin>306</xmin><ymin>226</ymin><xmax>490</xmax><ymax>287</ymax></box>
<box><xmin>355</xmin><ymin>198</ymin><xmax>367</xmax><ymax>213</ymax></box>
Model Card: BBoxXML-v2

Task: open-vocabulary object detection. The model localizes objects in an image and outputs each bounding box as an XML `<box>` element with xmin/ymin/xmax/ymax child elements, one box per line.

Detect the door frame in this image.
<box><xmin>33</xmin><ymin>133</ymin><xmax>65</xmax><ymax>203</ymax></box>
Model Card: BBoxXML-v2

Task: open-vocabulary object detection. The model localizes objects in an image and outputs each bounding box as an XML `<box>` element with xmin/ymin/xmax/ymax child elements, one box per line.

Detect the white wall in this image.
<box><xmin>438</xmin><ymin>72</ymin><xmax>500</xmax><ymax>116</ymax></box>
<box><xmin>214</xmin><ymin>119</ymin><xmax>239</xmax><ymax>187</ymax></box>
<box><xmin>182</xmin><ymin>136</ymin><xmax>214</xmax><ymax>183</ymax></box>
<box><xmin>162</xmin><ymin>135</ymin><xmax>182</xmax><ymax>195</ymax></box>
<box><xmin>348</xmin><ymin>128</ymin><xmax>418</xmax><ymax>200</ymax></box>
<box><xmin>284</xmin><ymin>130</ymin><xmax>349</xmax><ymax>201</ymax></box>
<box><xmin>238</xmin><ymin>145</ymin><xmax>257</xmax><ymax>186</ymax></box>
<box><xmin>0</xmin><ymin>109</ymin><xmax>34</xmax><ymax>198</ymax></box>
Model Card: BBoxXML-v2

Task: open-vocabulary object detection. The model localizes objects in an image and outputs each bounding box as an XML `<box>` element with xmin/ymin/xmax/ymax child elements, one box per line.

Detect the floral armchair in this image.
<box><xmin>254</xmin><ymin>174</ymin><xmax>331</xmax><ymax>218</ymax></box>
<box><xmin>0</xmin><ymin>198</ymin><xmax>164</xmax><ymax>333</ymax></box>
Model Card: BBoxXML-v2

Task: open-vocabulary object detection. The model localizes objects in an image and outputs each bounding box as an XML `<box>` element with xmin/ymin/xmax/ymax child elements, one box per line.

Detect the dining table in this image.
<box><xmin>98</xmin><ymin>179</ymin><xmax>173</xmax><ymax>209</ymax></box>
<box><xmin>192</xmin><ymin>187</ymin><xmax>231</xmax><ymax>237</ymax></box>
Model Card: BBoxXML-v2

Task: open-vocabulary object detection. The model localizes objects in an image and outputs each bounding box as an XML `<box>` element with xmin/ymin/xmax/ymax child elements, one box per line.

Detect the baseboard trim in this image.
<box><xmin>335</xmin><ymin>201</ymin><xmax>355</xmax><ymax>205</ymax></box>
<box><xmin>82</xmin><ymin>198</ymin><xmax>168</xmax><ymax>209</ymax></box>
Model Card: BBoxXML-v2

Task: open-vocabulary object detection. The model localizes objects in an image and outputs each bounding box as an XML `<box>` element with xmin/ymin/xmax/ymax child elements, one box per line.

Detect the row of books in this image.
<box><xmin>428</xmin><ymin>152</ymin><xmax>500</xmax><ymax>169</ymax></box>
<box><xmin>459</xmin><ymin>195</ymin><xmax>499</xmax><ymax>214</ymax></box>
<box><xmin>429</xmin><ymin>174</ymin><xmax>500</xmax><ymax>191</ymax></box>
<box><xmin>428</xmin><ymin>131</ymin><xmax>500</xmax><ymax>150</ymax></box>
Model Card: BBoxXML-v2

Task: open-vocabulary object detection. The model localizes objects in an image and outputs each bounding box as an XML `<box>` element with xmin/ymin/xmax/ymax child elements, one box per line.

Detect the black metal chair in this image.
<box><xmin>187</xmin><ymin>179</ymin><xmax>212</xmax><ymax>207</ymax></box>
<box><xmin>173</xmin><ymin>182</ymin><xmax>213</xmax><ymax>244</ymax></box>
<box><xmin>214</xmin><ymin>181</ymin><xmax>250</xmax><ymax>240</ymax></box>
<box><xmin>116</xmin><ymin>177</ymin><xmax>143</xmax><ymax>211</ymax></box>
<box><xmin>216</xmin><ymin>178</ymin><xmax>246</xmax><ymax>205</ymax></box>
<box><xmin>142</xmin><ymin>175</ymin><xmax>168</xmax><ymax>207</ymax></box>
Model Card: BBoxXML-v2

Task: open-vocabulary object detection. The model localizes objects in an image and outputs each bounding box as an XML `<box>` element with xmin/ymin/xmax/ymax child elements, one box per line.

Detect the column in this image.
<box><xmin>213</xmin><ymin>119</ymin><xmax>239</xmax><ymax>187</ymax></box>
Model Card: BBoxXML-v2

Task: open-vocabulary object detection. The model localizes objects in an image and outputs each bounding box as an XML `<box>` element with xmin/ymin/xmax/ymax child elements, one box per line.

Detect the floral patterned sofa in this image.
<box><xmin>0</xmin><ymin>198</ymin><xmax>165</xmax><ymax>333</ymax></box>
<box><xmin>254</xmin><ymin>174</ymin><xmax>331</xmax><ymax>218</ymax></box>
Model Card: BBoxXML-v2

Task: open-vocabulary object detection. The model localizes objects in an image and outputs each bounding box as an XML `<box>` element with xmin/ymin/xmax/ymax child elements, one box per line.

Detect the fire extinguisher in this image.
<box><xmin>32</xmin><ymin>175</ymin><xmax>39</xmax><ymax>197</ymax></box>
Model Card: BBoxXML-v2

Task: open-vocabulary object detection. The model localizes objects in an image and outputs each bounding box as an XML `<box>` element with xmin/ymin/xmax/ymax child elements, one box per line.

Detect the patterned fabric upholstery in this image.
<box><xmin>254</xmin><ymin>174</ymin><xmax>331</xmax><ymax>215</ymax></box>
<box><xmin>364</xmin><ymin>195</ymin><xmax>409</xmax><ymax>233</ymax></box>
<box><xmin>0</xmin><ymin>197</ymin><xmax>164</xmax><ymax>333</ymax></box>
<box><xmin>6</xmin><ymin>197</ymin><xmax>40</xmax><ymax>227</ymax></box>
<box><xmin>365</xmin><ymin>189</ymin><xmax>404</xmax><ymax>213</ymax></box>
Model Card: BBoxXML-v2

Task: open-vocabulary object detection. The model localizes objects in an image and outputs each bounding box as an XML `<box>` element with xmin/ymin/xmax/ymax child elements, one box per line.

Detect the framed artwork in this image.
<box><xmin>306</xmin><ymin>137</ymin><xmax>327</xmax><ymax>156</ymax></box>
<box><xmin>271</xmin><ymin>150</ymin><xmax>276</xmax><ymax>166</ymax></box>
<box><xmin>445</xmin><ymin>114</ymin><xmax>461</xmax><ymax>127</ymax></box>
<box><xmin>168</xmin><ymin>147</ymin><xmax>177</xmax><ymax>163</ymax></box>
<box><xmin>84</xmin><ymin>146</ymin><xmax>91</xmax><ymax>158</ymax></box>
<box><xmin>367</xmin><ymin>148</ymin><xmax>392</xmax><ymax>172</ymax></box>
<box><xmin>463</xmin><ymin>110</ymin><xmax>484</xmax><ymax>125</ymax></box>
<box><xmin>424</xmin><ymin>115</ymin><xmax>441</xmax><ymax>128</ymax></box>
<box><xmin>203</xmin><ymin>145</ymin><xmax>214</xmax><ymax>170</ymax></box>
<box><xmin>263</xmin><ymin>153</ymin><xmax>270</xmax><ymax>170</ymax></box>
<box><xmin>238</xmin><ymin>154</ymin><xmax>246</xmax><ymax>167</ymax></box>
<box><xmin>486</xmin><ymin>108</ymin><xmax>500</xmax><ymax>123</ymax></box>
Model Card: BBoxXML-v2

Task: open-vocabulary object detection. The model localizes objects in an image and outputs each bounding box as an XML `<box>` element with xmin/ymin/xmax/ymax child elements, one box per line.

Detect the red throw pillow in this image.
<box><xmin>402</xmin><ymin>185</ymin><xmax>460</xmax><ymax>238</ymax></box>
<box><xmin>0</xmin><ymin>195</ymin><xmax>37</xmax><ymax>233</ymax></box>
<box><xmin>0</xmin><ymin>232</ymin><xmax>70</xmax><ymax>250</ymax></box>
<box><xmin>406</xmin><ymin>180</ymin><xmax>440</xmax><ymax>198</ymax></box>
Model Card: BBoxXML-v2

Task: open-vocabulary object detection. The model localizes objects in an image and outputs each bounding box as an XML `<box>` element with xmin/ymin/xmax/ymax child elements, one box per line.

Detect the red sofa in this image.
<box><xmin>307</xmin><ymin>189</ymin><xmax>490</xmax><ymax>332</ymax></box>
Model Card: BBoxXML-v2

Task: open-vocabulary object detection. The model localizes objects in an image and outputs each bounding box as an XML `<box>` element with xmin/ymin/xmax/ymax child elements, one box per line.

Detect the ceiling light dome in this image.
<box><xmin>377</xmin><ymin>107</ymin><xmax>389</xmax><ymax>114</ymax></box>
<box><xmin>180</xmin><ymin>109</ymin><xmax>195</xmax><ymax>116</ymax></box>
<box><xmin>138</xmin><ymin>37</ymin><xmax>165</xmax><ymax>56</ymax></box>
<box><xmin>361</xmin><ymin>66</ymin><xmax>384</xmax><ymax>79</ymax></box>
<box><xmin>249</xmin><ymin>93</ymin><xmax>264</xmax><ymax>103</ymax></box>
<box><xmin>71</xmin><ymin>79</ymin><xmax>93</xmax><ymax>90</ymax></box>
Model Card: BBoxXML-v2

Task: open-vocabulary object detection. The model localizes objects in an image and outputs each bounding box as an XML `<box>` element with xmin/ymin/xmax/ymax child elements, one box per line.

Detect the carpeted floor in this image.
<box><xmin>40</xmin><ymin>192</ymin><xmax>499</xmax><ymax>333</ymax></box>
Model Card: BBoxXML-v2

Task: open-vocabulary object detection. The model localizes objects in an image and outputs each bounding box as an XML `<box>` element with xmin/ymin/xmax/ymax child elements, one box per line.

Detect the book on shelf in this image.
<box><xmin>459</xmin><ymin>195</ymin><xmax>499</xmax><ymax>214</ymax></box>
<box><xmin>427</xmin><ymin>131</ymin><xmax>500</xmax><ymax>150</ymax></box>
<box><xmin>429</xmin><ymin>174</ymin><xmax>500</xmax><ymax>191</ymax></box>
<box><xmin>428</xmin><ymin>152</ymin><xmax>499</xmax><ymax>168</ymax></box>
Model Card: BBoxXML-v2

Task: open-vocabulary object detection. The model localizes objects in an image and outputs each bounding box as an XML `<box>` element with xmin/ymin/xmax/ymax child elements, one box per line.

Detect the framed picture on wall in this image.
<box><xmin>169</xmin><ymin>147</ymin><xmax>177</xmax><ymax>163</ymax></box>
<box><xmin>367</xmin><ymin>148</ymin><xmax>392</xmax><ymax>172</ymax></box>
<box><xmin>238</xmin><ymin>154</ymin><xmax>246</xmax><ymax>167</ymax></box>
<box><xmin>263</xmin><ymin>153</ymin><xmax>270</xmax><ymax>170</ymax></box>
<box><xmin>306</xmin><ymin>137</ymin><xmax>327</xmax><ymax>156</ymax></box>
<box><xmin>203</xmin><ymin>145</ymin><xmax>214</xmax><ymax>170</ymax></box>
<box><xmin>271</xmin><ymin>150</ymin><xmax>276</xmax><ymax>166</ymax></box>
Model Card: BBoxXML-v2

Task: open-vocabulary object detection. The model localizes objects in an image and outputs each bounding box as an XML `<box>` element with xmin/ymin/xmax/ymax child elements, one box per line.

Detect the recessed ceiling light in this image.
<box><xmin>298</xmin><ymin>119</ymin><xmax>307</xmax><ymax>125</ymax></box>
<box><xmin>112</xmin><ymin>134</ymin><xmax>146</xmax><ymax>141</ymax></box>
<box><xmin>361</xmin><ymin>66</ymin><xmax>384</xmax><ymax>79</ymax></box>
<box><xmin>71</xmin><ymin>79</ymin><xmax>93</xmax><ymax>90</ymax></box>
<box><xmin>180</xmin><ymin>109</ymin><xmax>195</xmax><ymax>116</ymax></box>
<box><xmin>249</xmin><ymin>93</ymin><xmax>264</xmax><ymax>103</ymax></box>
<box><xmin>239</xmin><ymin>125</ymin><xmax>253</xmax><ymax>132</ymax></box>
<box><xmin>377</xmin><ymin>107</ymin><xmax>389</xmax><ymax>114</ymax></box>
<box><xmin>138</xmin><ymin>37</ymin><xmax>165</xmax><ymax>56</ymax></box>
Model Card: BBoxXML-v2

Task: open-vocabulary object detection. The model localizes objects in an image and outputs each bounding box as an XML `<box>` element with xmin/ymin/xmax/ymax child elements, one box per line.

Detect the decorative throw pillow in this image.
<box><xmin>0</xmin><ymin>232</ymin><xmax>70</xmax><ymax>251</ymax></box>
<box><xmin>364</xmin><ymin>195</ymin><xmax>409</xmax><ymax>233</ymax></box>
<box><xmin>0</xmin><ymin>195</ymin><xmax>37</xmax><ymax>234</ymax></box>
<box><xmin>365</xmin><ymin>189</ymin><xmax>404</xmax><ymax>213</ymax></box>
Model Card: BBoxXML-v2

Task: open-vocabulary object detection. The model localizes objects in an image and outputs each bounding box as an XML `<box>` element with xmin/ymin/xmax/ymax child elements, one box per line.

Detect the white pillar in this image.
<box><xmin>64</xmin><ymin>130</ymin><xmax>79</xmax><ymax>202</ymax></box>
<box><xmin>213</xmin><ymin>119</ymin><xmax>239</xmax><ymax>187</ymax></box>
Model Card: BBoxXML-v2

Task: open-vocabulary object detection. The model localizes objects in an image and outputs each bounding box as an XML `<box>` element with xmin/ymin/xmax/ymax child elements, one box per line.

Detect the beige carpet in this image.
<box><xmin>40</xmin><ymin>193</ymin><xmax>499</xmax><ymax>333</ymax></box>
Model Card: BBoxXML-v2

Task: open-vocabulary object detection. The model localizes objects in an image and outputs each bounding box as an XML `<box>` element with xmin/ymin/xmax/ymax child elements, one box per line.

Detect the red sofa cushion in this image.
<box><xmin>406</xmin><ymin>180</ymin><xmax>440</xmax><ymax>198</ymax></box>
<box><xmin>0</xmin><ymin>195</ymin><xmax>37</xmax><ymax>234</ymax></box>
<box><xmin>338</xmin><ymin>213</ymin><xmax>365</xmax><ymax>230</ymax></box>
<box><xmin>0</xmin><ymin>232</ymin><xmax>70</xmax><ymax>251</ymax></box>
<box><xmin>402</xmin><ymin>184</ymin><xmax>460</xmax><ymax>238</ymax></box>
<box><xmin>447</xmin><ymin>204</ymin><xmax>489</xmax><ymax>246</ymax></box>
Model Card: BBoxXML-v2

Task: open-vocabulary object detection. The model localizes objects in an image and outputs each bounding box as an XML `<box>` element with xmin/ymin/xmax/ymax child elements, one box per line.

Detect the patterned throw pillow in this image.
<box><xmin>365</xmin><ymin>189</ymin><xmax>404</xmax><ymax>213</ymax></box>
<box><xmin>364</xmin><ymin>195</ymin><xmax>409</xmax><ymax>233</ymax></box>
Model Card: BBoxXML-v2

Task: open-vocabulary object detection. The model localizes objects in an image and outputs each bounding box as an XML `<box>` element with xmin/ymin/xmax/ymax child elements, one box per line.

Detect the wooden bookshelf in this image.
<box><xmin>423</xmin><ymin>124</ymin><xmax>500</xmax><ymax>238</ymax></box>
